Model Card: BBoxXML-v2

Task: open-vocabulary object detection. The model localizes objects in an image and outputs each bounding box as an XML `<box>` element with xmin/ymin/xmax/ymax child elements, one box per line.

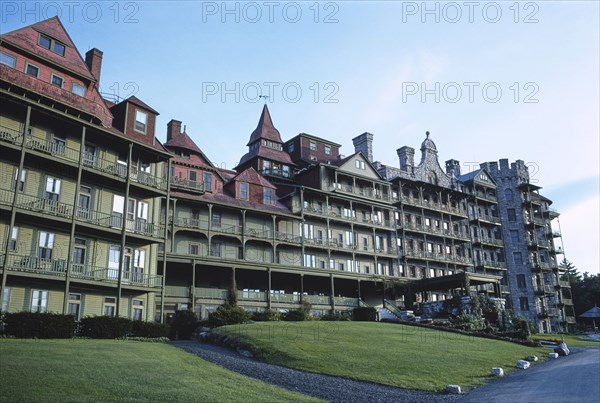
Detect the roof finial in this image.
<box><xmin>426</xmin><ymin>131</ymin><xmax>430</xmax><ymax>138</ymax></box>
<box><xmin>259</xmin><ymin>95</ymin><xmax>269</xmax><ymax>104</ymax></box>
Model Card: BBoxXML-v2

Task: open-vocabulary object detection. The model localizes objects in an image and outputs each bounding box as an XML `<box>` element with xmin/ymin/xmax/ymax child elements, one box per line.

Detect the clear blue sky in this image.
<box><xmin>2</xmin><ymin>1</ymin><xmax>598</xmax><ymax>273</ymax></box>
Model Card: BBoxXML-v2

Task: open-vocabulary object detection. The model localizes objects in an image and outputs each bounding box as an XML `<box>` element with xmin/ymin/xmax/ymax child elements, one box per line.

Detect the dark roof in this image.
<box><xmin>232</xmin><ymin>167</ymin><xmax>277</xmax><ymax>189</ymax></box>
<box><xmin>124</xmin><ymin>96</ymin><xmax>159</xmax><ymax>114</ymax></box>
<box><xmin>238</xmin><ymin>146</ymin><xmax>295</xmax><ymax>166</ymax></box>
<box><xmin>164</xmin><ymin>131</ymin><xmax>203</xmax><ymax>155</ymax></box>
<box><xmin>246</xmin><ymin>104</ymin><xmax>283</xmax><ymax>146</ymax></box>
<box><xmin>285</xmin><ymin>132</ymin><xmax>342</xmax><ymax>147</ymax></box>
<box><xmin>457</xmin><ymin>169</ymin><xmax>480</xmax><ymax>183</ymax></box>
<box><xmin>1</xmin><ymin>17</ymin><xmax>95</xmax><ymax>81</ymax></box>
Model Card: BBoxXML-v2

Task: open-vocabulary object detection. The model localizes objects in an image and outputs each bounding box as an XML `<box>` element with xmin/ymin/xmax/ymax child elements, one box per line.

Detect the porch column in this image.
<box><xmin>330</xmin><ymin>274</ymin><xmax>335</xmax><ymax>311</ymax></box>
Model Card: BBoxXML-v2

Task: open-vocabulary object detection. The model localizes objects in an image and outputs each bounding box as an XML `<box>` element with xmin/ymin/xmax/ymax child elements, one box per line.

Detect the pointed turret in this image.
<box><xmin>236</xmin><ymin>105</ymin><xmax>294</xmax><ymax>177</ymax></box>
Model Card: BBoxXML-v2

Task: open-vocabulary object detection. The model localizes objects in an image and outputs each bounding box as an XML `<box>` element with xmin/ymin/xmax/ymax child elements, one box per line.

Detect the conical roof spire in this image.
<box><xmin>246</xmin><ymin>104</ymin><xmax>283</xmax><ymax>146</ymax></box>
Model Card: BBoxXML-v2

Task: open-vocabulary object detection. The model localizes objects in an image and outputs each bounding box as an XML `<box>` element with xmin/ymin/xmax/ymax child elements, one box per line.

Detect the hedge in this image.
<box><xmin>79</xmin><ymin>316</ymin><xmax>133</xmax><ymax>339</ymax></box>
<box><xmin>4</xmin><ymin>312</ymin><xmax>77</xmax><ymax>339</ymax></box>
<box><xmin>352</xmin><ymin>307</ymin><xmax>377</xmax><ymax>321</ymax></box>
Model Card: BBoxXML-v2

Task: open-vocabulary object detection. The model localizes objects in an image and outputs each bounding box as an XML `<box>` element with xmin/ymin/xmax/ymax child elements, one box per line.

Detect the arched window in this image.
<box><xmin>504</xmin><ymin>188</ymin><xmax>514</xmax><ymax>201</ymax></box>
<box><xmin>428</xmin><ymin>171</ymin><xmax>437</xmax><ymax>185</ymax></box>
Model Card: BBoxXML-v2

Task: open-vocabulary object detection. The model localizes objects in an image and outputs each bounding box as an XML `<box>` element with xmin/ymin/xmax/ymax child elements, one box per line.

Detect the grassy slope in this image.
<box><xmin>216</xmin><ymin>321</ymin><xmax>549</xmax><ymax>392</ymax></box>
<box><xmin>0</xmin><ymin>339</ymin><xmax>321</xmax><ymax>403</ymax></box>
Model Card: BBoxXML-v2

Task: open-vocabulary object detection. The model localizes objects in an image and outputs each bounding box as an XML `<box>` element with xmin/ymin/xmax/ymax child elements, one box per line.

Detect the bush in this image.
<box><xmin>352</xmin><ymin>307</ymin><xmax>377</xmax><ymax>321</ymax></box>
<box><xmin>250</xmin><ymin>309</ymin><xmax>281</xmax><ymax>322</ymax></box>
<box><xmin>80</xmin><ymin>316</ymin><xmax>133</xmax><ymax>339</ymax></box>
<box><xmin>170</xmin><ymin>310</ymin><xmax>200</xmax><ymax>339</ymax></box>
<box><xmin>282</xmin><ymin>309</ymin><xmax>307</xmax><ymax>321</ymax></box>
<box><xmin>4</xmin><ymin>312</ymin><xmax>77</xmax><ymax>338</ymax></box>
<box><xmin>208</xmin><ymin>305</ymin><xmax>250</xmax><ymax>327</ymax></box>
<box><xmin>320</xmin><ymin>312</ymin><xmax>349</xmax><ymax>321</ymax></box>
<box><xmin>132</xmin><ymin>321</ymin><xmax>169</xmax><ymax>338</ymax></box>
<box><xmin>449</xmin><ymin>313</ymin><xmax>484</xmax><ymax>331</ymax></box>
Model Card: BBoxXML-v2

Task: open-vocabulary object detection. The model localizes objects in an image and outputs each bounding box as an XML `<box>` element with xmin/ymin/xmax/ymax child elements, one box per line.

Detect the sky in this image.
<box><xmin>1</xmin><ymin>1</ymin><xmax>598</xmax><ymax>274</ymax></box>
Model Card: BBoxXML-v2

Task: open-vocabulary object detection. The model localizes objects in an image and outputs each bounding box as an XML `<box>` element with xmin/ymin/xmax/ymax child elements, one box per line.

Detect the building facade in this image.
<box><xmin>1</xmin><ymin>18</ymin><xmax>574</xmax><ymax>332</ymax></box>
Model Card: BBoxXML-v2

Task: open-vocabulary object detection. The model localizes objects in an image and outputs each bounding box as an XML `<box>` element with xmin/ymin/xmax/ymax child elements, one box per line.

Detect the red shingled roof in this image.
<box><xmin>246</xmin><ymin>104</ymin><xmax>283</xmax><ymax>146</ymax></box>
<box><xmin>232</xmin><ymin>167</ymin><xmax>277</xmax><ymax>189</ymax></box>
<box><xmin>1</xmin><ymin>17</ymin><xmax>95</xmax><ymax>81</ymax></box>
<box><xmin>164</xmin><ymin>130</ymin><xmax>203</xmax><ymax>155</ymax></box>
<box><xmin>125</xmin><ymin>95</ymin><xmax>159</xmax><ymax>115</ymax></box>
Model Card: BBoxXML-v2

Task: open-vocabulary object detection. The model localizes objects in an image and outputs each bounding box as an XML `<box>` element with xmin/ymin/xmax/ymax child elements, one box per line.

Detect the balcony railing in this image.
<box><xmin>245</xmin><ymin>228</ymin><xmax>272</xmax><ymax>240</ymax></box>
<box><xmin>403</xmin><ymin>249</ymin><xmax>471</xmax><ymax>265</ymax></box>
<box><xmin>275</xmin><ymin>231</ymin><xmax>302</xmax><ymax>244</ymax></box>
<box><xmin>261</xmin><ymin>167</ymin><xmax>294</xmax><ymax>179</ymax></box>
<box><xmin>333</xmin><ymin>296</ymin><xmax>360</xmax><ymax>307</ymax></box>
<box><xmin>24</xmin><ymin>136</ymin><xmax>80</xmax><ymax>163</ymax></box>
<box><xmin>3</xmin><ymin>254</ymin><xmax>162</xmax><ymax>288</ymax></box>
<box><xmin>239</xmin><ymin>290</ymin><xmax>268</xmax><ymax>302</ymax></box>
<box><xmin>472</xmin><ymin>191</ymin><xmax>497</xmax><ymax>202</ymax></box>
<box><xmin>130</xmin><ymin>167</ymin><xmax>167</xmax><ymax>191</ymax></box>
<box><xmin>16</xmin><ymin>194</ymin><xmax>72</xmax><ymax>218</ymax></box>
<box><xmin>304</xmin><ymin>295</ymin><xmax>331</xmax><ymax>305</ymax></box>
<box><xmin>270</xmin><ymin>292</ymin><xmax>300</xmax><ymax>303</ymax></box>
<box><xmin>212</xmin><ymin>224</ymin><xmax>243</xmax><ymax>236</ymax></box>
<box><xmin>195</xmin><ymin>287</ymin><xmax>228</xmax><ymax>300</ymax></box>
<box><xmin>0</xmin><ymin>124</ymin><xmax>23</xmax><ymax>145</ymax></box>
<box><xmin>469</xmin><ymin>212</ymin><xmax>501</xmax><ymax>224</ymax></box>
<box><xmin>0</xmin><ymin>187</ymin><xmax>15</xmax><ymax>206</ymax></box>
<box><xmin>399</xmin><ymin>196</ymin><xmax>467</xmax><ymax>216</ymax></box>
<box><xmin>165</xmin><ymin>285</ymin><xmax>190</xmax><ymax>298</ymax></box>
<box><xmin>170</xmin><ymin>177</ymin><xmax>205</xmax><ymax>192</ymax></box>
<box><xmin>174</xmin><ymin>217</ymin><xmax>209</xmax><ymax>230</ymax></box>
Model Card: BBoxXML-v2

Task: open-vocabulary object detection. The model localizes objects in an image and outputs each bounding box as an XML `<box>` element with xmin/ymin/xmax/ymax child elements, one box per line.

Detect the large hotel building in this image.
<box><xmin>0</xmin><ymin>18</ymin><xmax>574</xmax><ymax>332</ymax></box>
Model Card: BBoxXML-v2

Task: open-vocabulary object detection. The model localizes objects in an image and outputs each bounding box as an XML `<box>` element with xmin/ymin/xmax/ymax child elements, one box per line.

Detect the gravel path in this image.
<box><xmin>171</xmin><ymin>340</ymin><xmax>459</xmax><ymax>403</ymax></box>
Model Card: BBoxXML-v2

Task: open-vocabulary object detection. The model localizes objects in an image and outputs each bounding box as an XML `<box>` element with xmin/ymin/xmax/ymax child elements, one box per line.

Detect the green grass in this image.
<box><xmin>0</xmin><ymin>339</ymin><xmax>321</xmax><ymax>403</ymax></box>
<box><xmin>530</xmin><ymin>333</ymin><xmax>600</xmax><ymax>347</ymax></box>
<box><xmin>216</xmin><ymin>321</ymin><xmax>549</xmax><ymax>392</ymax></box>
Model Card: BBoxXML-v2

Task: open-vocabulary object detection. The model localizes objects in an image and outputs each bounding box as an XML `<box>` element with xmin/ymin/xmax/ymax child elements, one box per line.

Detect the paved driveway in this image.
<box><xmin>459</xmin><ymin>347</ymin><xmax>600</xmax><ymax>403</ymax></box>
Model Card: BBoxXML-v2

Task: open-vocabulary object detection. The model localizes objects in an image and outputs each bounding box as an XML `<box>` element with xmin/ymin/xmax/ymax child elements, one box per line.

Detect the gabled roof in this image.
<box><xmin>164</xmin><ymin>130</ymin><xmax>203</xmax><ymax>155</ymax></box>
<box><xmin>232</xmin><ymin>167</ymin><xmax>277</xmax><ymax>189</ymax></box>
<box><xmin>124</xmin><ymin>95</ymin><xmax>159</xmax><ymax>114</ymax></box>
<box><xmin>458</xmin><ymin>168</ymin><xmax>496</xmax><ymax>186</ymax></box>
<box><xmin>1</xmin><ymin>17</ymin><xmax>95</xmax><ymax>81</ymax></box>
<box><xmin>246</xmin><ymin>104</ymin><xmax>283</xmax><ymax>146</ymax></box>
<box><xmin>333</xmin><ymin>151</ymin><xmax>383</xmax><ymax>180</ymax></box>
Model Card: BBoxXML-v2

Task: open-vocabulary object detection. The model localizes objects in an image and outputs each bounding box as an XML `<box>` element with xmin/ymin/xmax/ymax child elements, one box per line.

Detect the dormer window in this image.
<box><xmin>288</xmin><ymin>143</ymin><xmax>294</xmax><ymax>153</ymax></box>
<box><xmin>263</xmin><ymin>188</ymin><xmax>274</xmax><ymax>205</ymax></box>
<box><xmin>135</xmin><ymin>110</ymin><xmax>147</xmax><ymax>133</ymax></box>
<box><xmin>38</xmin><ymin>34</ymin><xmax>66</xmax><ymax>56</ymax></box>
<box><xmin>240</xmin><ymin>182</ymin><xmax>249</xmax><ymax>200</ymax></box>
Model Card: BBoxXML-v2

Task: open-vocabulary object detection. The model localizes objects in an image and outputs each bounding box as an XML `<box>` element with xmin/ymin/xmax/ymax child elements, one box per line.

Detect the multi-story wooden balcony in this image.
<box><xmin>399</xmin><ymin>196</ymin><xmax>467</xmax><ymax>217</ymax></box>
<box><xmin>527</xmin><ymin>238</ymin><xmax>550</xmax><ymax>249</ymax></box>
<box><xmin>475</xmin><ymin>260</ymin><xmax>507</xmax><ymax>270</ymax></box>
<box><xmin>170</xmin><ymin>177</ymin><xmax>205</xmax><ymax>193</ymax></box>
<box><xmin>472</xmin><ymin>237</ymin><xmax>503</xmax><ymax>247</ymax></box>
<box><xmin>524</xmin><ymin>215</ymin><xmax>546</xmax><ymax>227</ymax></box>
<box><xmin>402</xmin><ymin>221</ymin><xmax>471</xmax><ymax>241</ymax></box>
<box><xmin>403</xmin><ymin>249</ymin><xmax>472</xmax><ymax>265</ymax></box>
<box><xmin>0</xmin><ymin>254</ymin><xmax>162</xmax><ymax>288</ymax></box>
<box><xmin>468</xmin><ymin>211</ymin><xmax>501</xmax><ymax>225</ymax></box>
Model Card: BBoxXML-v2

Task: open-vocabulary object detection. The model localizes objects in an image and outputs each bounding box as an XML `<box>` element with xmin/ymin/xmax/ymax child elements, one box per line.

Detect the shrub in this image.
<box><xmin>320</xmin><ymin>312</ymin><xmax>350</xmax><ymax>321</ymax></box>
<box><xmin>170</xmin><ymin>310</ymin><xmax>200</xmax><ymax>339</ymax></box>
<box><xmin>4</xmin><ymin>312</ymin><xmax>77</xmax><ymax>338</ymax></box>
<box><xmin>250</xmin><ymin>309</ymin><xmax>281</xmax><ymax>322</ymax></box>
<box><xmin>80</xmin><ymin>316</ymin><xmax>133</xmax><ymax>339</ymax></box>
<box><xmin>352</xmin><ymin>307</ymin><xmax>377</xmax><ymax>321</ymax></box>
<box><xmin>282</xmin><ymin>309</ymin><xmax>306</xmax><ymax>321</ymax></box>
<box><xmin>449</xmin><ymin>313</ymin><xmax>484</xmax><ymax>331</ymax></box>
<box><xmin>132</xmin><ymin>321</ymin><xmax>169</xmax><ymax>338</ymax></box>
<box><xmin>208</xmin><ymin>305</ymin><xmax>250</xmax><ymax>327</ymax></box>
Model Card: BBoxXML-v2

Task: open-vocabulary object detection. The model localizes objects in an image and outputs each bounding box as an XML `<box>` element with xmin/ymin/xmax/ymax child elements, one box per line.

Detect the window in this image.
<box><xmin>517</xmin><ymin>274</ymin><xmax>527</xmax><ymax>289</ymax></box>
<box><xmin>67</xmin><ymin>294</ymin><xmax>82</xmax><ymax>319</ymax></box>
<box><xmin>25</xmin><ymin>63</ymin><xmax>39</xmax><ymax>78</ymax></box>
<box><xmin>345</xmin><ymin>231</ymin><xmax>353</xmax><ymax>246</ymax></box>
<box><xmin>209</xmin><ymin>242</ymin><xmax>220</xmax><ymax>257</ymax></box>
<box><xmin>38</xmin><ymin>34</ymin><xmax>66</xmax><ymax>56</ymax></box>
<box><xmin>507</xmin><ymin>208</ymin><xmax>516</xmax><ymax>222</ymax></box>
<box><xmin>103</xmin><ymin>297</ymin><xmax>116</xmax><ymax>316</ymax></box>
<box><xmin>240</xmin><ymin>182</ymin><xmax>249</xmax><ymax>200</ymax></box>
<box><xmin>52</xmin><ymin>135</ymin><xmax>66</xmax><ymax>154</ymax></box>
<box><xmin>211</xmin><ymin>212</ymin><xmax>221</xmax><ymax>227</ymax></box>
<box><xmin>355</xmin><ymin>160</ymin><xmax>366</xmax><ymax>170</ymax></box>
<box><xmin>132</xmin><ymin>249</ymin><xmax>145</xmax><ymax>282</ymax></box>
<box><xmin>303</xmin><ymin>223</ymin><xmax>314</xmax><ymax>239</ymax></box>
<box><xmin>519</xmin><ymin>297</ymin><xmax>529</xmax><ymax>311</ymax></box>
<box><xmin>71</xmin><ymin>238</ymin><xmax>87</xmax><ymax>275</ymax></box>
<box><xmin>513</xmin><ymin>252</ymin><xmax>523</xmax><ymax>265</ymax></box>
<box><xmin>31</xmin><ymin>290</ymin><xmax>48</xmax><ymax>313</ymax></box>
<box><xmin>2</xmin><ymin>287</ymin><xmax>11</xmax><ymax>311</ymax></box>
<box><xmin>303</xmin><ymin>254</ymin><xmax>316</xmax><ymax>268</ymax></box>
<box><xmin>71</xmin><ymin>83</ymin><xmax>85</xmax><ymax>97</ymax></box>
<box><xmin>510</xmin><ymin>230</ymin><xmax>519</xmax><ymax>243</ymax></box>
<box><xmin>51</xmin><ymin>74</ymin><xmax>64</xmax><ymax>88</ymax></box>
<box><xmin>188</xmin><ymin>170</ymin><xmax>197</xmax><ymax>183</ymax></box>
<box><xmin>0</xmin><ymin>50</ymin><xmax>16</xmax><ymax>68</ymax></box>
<box><xmin>189</xmin><ymin>243</ymin><xmax>199</xmax><ymax>255</ymax></box>
<box><xmin>135</xmin><ymin>110</ymin><xmax>147</xmax><ymax>133</ymax></box>
<box><xmin>38</xmin><ymin>231</ymin><xmax>54</xmax><ymax>259</ymax></box>
<box><xmin>309</xmin><ymin>141</ymin><xmax>316</xmax><ymax>151</ymax></box>
<box><xmin>203</xmin><ymin>172</ymin><xmax>213</xmax><ymax>191</ymax></box>
<box><xmin>9</xmin><ymin>227</ymin><xmax>19</xmax><ymax>251</ymax></box>
<box><xmin>263</xmin><ymin>188</ymin><xmax>274</xmax><ymax>205</ymax></box>
<box><xmin>505</xmin><ymin>188</ymin><xmax>514</xmax><ymax>201</ymax></box>
<box><xmin>12</xmin><ymin>167</ymin><xmax>25</xmax><ymax>192</ymax></box>
<box><xmin>132</xmin><ymin>299</ymin><xmax>144</xmax><ymax>320</ymax></box>
<box><xmin>288</xmin><ymin>143</ymin><xmax>294</xmax><ymax>153</ymax></box>
<box><xmin>324</xmin><ymin>145</ymin><xmax>331</xmax><ymax>155</ymax></box>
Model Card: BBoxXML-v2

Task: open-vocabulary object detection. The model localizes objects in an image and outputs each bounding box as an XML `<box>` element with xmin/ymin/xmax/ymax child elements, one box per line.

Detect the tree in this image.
<box><xmin>559</xmin><ymin>258</ymin><xmax>581</xmax><ymax>285</ymax></box>
<box><xmin>572</xmin><ymin>272</ymin><xmax>600</xmax><ymax>317</ymax></box>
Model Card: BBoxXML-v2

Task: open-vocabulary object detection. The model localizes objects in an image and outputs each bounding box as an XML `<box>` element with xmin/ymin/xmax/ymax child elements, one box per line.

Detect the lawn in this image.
<box><xmin>530</xmin><ymin>333</ymin><xmax>600</xmax><ymax>347</ymax></box>
<box><xmin>0</xmin><ymin>339</ymin><xmax>321</xmax><ymax>403</ymax></box>
<box><xmin>215</xmin><ymin>321</ymin><xmax>549</xmax><ymax>392</ymax></box>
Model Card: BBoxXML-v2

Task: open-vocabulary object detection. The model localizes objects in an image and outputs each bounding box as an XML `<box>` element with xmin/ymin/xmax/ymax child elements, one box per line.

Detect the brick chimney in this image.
<box><xmin>167</xmin><ymin>119</ymin><xmax>182</xmax><ymax>141</ymax></box>
<box><xmin>85</xmin><ymin>48</ymin><xmax>103</xmax><ymax>84</ymax></box>
<box><xmin>352</xmin><ymin>132</ymin><xmax>374</xmax><ymax>162</ymax></box>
